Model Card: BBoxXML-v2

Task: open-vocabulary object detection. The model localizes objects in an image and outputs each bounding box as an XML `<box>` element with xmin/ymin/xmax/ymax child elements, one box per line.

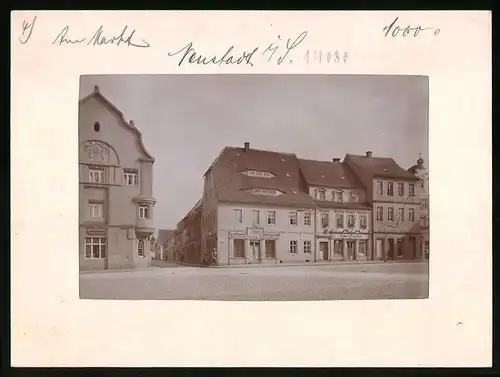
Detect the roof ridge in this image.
<box><xmin>299</xmin><ymin>158</ymin><xmax>344</xmax><ymax>164</ymax></box>
<box><xmin>227</xmin><ymin>146</ymin><xmax>297</xmax><ymax>156</ymax></box>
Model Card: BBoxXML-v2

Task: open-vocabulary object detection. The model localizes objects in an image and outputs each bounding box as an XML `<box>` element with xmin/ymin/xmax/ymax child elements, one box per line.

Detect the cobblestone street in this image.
<box><xmin>80</xmin><ymin>261</ymin><xmax>429</xmax><ymax>301</ymax></box>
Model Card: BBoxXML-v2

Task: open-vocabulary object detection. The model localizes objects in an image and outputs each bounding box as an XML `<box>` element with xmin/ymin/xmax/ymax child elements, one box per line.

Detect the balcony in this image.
<box><xmin>136</xmin><ymin>217</ymin><xmax>155</xmax><ymax>237</ymax></box>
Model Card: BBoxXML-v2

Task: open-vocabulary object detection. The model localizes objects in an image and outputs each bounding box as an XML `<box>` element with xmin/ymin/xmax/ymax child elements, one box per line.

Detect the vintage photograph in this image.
<box><xmin>78</xmin><ymin>74</ymin><xmax>429</xmax><ymax>301</ymax></box>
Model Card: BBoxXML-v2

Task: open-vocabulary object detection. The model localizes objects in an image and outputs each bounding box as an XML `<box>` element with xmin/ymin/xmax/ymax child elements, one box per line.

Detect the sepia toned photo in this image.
<box><xmin>12</xmin><ymin>10</ymin><xmax>492</xmax><ymax>368</ymax></box>
<box><xmin>78</xmin><ymin>74</ymin><xmax>430</xmax><ymax>301</ymax></box>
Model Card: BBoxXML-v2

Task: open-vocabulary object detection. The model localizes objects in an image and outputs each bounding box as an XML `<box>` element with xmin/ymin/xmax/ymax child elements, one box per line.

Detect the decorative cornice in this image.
<box><xmin>132</xmin><ymin>195</ymin><xmax>156</xmax><ymax>204</ymax></box>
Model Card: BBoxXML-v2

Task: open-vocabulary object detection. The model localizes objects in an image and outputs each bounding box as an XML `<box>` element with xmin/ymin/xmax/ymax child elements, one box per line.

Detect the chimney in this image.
<box><xmin>366</xmin><ymin>151</ymin><xmax>372</xmax><ymax>157</ymax></box>
<box><xmin>244</xmin><ymin>142</ymin><xmax>250</xmax><ymax>152</ymax></box>
<box><xmin>332</xmin><ymin>158</ymin><xmax>341</xmax><ymax>163</ymax></box>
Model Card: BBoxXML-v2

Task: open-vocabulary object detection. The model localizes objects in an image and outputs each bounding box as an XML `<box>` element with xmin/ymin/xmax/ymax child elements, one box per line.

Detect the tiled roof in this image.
<box><xmin>298</xmin><ymin>159</ymin><xmax>364</xmax><ymax>189</ymax></box>
<box><xmin>345</xmin><ymin>154</ymin><xmax>420</xmax><ymax>181</ymax></box>
<box><xmin>210</xmin><ymin>146</ymin><xmax>371</xmax><ymax>209</ymax></box>
<box><xmin>156</xmin><ymin>229</ymin><xmax>175</xmax><ymax>245</ymax></box>
<box><xmin>212</xmin><ymin>146</ymin><xmax>316</xmax><ymax>207</ymax></box>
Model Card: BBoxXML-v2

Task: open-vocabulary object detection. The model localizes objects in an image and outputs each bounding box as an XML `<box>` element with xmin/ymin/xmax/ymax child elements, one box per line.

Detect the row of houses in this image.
<box><xmin>78</xmin><ymin>86</ymin><xmax>429</xmax><ymax>271</ymax></box>
<box><xmin>162</xmin><ymin>142</ymin><xmax>430</xmax><ymax>266</ymax></box>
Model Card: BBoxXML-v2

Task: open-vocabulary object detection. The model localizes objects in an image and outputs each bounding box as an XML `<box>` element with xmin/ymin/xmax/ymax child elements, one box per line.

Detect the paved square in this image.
<box><xmin>79</xmin><ymin>261</ymin><xmax>429</xmax><ymax>300</ymax></box>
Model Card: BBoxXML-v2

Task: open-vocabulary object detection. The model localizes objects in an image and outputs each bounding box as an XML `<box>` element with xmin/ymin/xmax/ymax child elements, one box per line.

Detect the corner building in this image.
<box><xmin>199</xmin><ymin>143</ymin><xmax>374</xmax><ymax>266</ymax></box>
<box><xmin>78</xmin><ymin>86</ymin><xmax>156</xmax><ymax>270</ymax></box>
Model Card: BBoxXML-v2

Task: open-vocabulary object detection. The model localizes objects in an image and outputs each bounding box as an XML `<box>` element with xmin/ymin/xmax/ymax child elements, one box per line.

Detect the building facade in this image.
<box><xmin>198</xmin><ymin>143</ymin><xmax>375</xmax><ymax>266</ymax></box>
<box><xmin>345</xmin><ymin>151</ymin><xmax>424</xmax><ymax>261</ymax></box>
<box><xmin>178</xmin><ymin>199</ymin><xmax>203</xmax><ymax>265</ymax></box>
<box><xmin>178</xmin><ymin>143</ymin><xmax>426</xmax><ymax>266</ymax></box>
<box><xmin>408</xmin><ymin>155</ymin><xmax>430</xmax><ymax>259</ymax></box>
<box><xmin>79</xmin><ymin>85</ymin><xmax>156</xmax><ymax>271</ymax></box>
<box><xmin>153</xmin><ymin>229</ymin><xmax>175</xmax><ymax>260</ymax></box>
<box><xmin>298</xmin><ymin>158</ymin><xmax>373</xmax><ymax>262</ymax></box>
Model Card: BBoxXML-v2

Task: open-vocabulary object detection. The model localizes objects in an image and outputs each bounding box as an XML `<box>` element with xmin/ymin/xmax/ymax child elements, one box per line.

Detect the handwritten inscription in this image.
<box><xmin>304</xmin><ymin>49</ymin><xmax>349</xmax><ymax>64</ymax></box>
<box><xmin>167</xmin><ymin>31</ymin><xmax>307</xmax><ymax>67</ymax></box>
<box><xmin>52</xmin><ymin>25</ymin><xmax>150</xmax><ymax>47</ymax></box>
<box><xmin>19</xmin><ymin>16</ymin><xmax>37</xmax><ymax>44</ymax></box>
<box><xmin>168</xmin><ymin>43</ymin><xmax>258</xmax><ymax>67</ymax></box>
<box><xmin>261</xmin><ymin>31</ymin><xmax>308</xmax><ymax>65</ymax></box>
<box><xmin>383</xmin><ymin>17</ymin><xmax>440</xmax><ymax>37</ymax></box>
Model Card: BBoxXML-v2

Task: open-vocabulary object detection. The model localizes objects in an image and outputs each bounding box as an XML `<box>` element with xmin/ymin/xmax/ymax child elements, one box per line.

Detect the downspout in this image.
<box><xmin>313</xmin><ymin>206</ymin><xmax>317</xmax><ymax>262</ymax></box>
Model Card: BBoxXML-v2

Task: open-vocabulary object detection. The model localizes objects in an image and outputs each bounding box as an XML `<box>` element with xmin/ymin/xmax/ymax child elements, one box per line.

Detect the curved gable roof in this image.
<box><xmin>79</xmin><ymin>85</ymin><xmax>155</xmax><ymax>162</ymax></box>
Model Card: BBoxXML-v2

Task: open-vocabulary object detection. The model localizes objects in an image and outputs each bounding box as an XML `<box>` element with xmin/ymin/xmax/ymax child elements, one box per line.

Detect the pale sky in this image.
<box><xmin>79</xmin><ymin>74</ymin><xmax>429</xmax><ymax>230</ymax></box>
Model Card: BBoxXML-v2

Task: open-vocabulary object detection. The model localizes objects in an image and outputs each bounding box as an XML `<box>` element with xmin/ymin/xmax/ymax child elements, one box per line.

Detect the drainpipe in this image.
<box><xmin>313</xmin><ymin>206</ymin><xmax>317</xmax><ymax>262</ymax></box>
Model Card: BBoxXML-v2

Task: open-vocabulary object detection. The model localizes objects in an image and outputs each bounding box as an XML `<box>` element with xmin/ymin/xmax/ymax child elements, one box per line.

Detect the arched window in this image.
<box><xmin>93</xmin><ymin>121</ymin><xmax>101</xmax><ymax>132</ymax></box>
<box><xmin>137</xmin><ymin>239</ymin><xmax>145</xmax><ymax>257</ymax></box>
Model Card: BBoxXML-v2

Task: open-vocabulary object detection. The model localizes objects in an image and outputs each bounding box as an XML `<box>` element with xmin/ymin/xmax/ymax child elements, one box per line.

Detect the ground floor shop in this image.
<box><xmin>79</xmin><ymin>226</ymin><xmax>154</xmax><ymax>271</ymax></box>
<box><xmin>372</xmin><ymin>233</ymin><xmax>425</xmax><ymax>261</ymax></box>
<box><xmin>317</xmin><ymin>233</ymin><xmax>372</xmax><ymax>262</ymax></box>
<box><xmin>225</xmin><ymin>227</ymin><xmax>281</xmax><ymax>265</ymax></box>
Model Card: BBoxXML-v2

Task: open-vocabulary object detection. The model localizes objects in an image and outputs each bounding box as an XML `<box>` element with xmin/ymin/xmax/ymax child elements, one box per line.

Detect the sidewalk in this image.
<box><xmin>213</xmin><ymin>259</ymin><xmax>428</xmax><ymax>269</ymax></box>
<box><xmin>80</xmin><ymin>259</ymin><xmax>429</xmax><ymax>274</ymax></box>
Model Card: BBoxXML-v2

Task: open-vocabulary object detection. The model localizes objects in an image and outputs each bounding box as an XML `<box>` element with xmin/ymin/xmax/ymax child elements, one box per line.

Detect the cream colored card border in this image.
<box><xmin>11</xmin><ymin>11</ymin><xmax>492</xmax><ymax>367</ymax></box>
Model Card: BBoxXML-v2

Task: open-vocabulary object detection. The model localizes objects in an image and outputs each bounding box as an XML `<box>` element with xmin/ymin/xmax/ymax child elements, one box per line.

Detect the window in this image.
<box><xmin>397</xmin><ymin>238</ymin><xmax>404</xmax><ymax>257</ymax></box>
<box><xmin>398</xmin><ymin>208</ymin><xmax>405</xmax><ymax>222</ymax></box>
<box><xmin>89</xmin><ymin>202</ymin><xmax>103</xmax><ymax>218</ymax></box>
<box><xmin>137</xmin><ymin>239</ymin><xmax>145</xmax><ymax>257</ymax></box>
<box><xmin>93</xmin><ymin>121</ymin><xmax>100</xmax><ymax>132</ymax></box>
<box><xmin>420</xmin><ymin>216</ymin><xmax>429</xmax><ymax>227</ymax></box>
<box><xmin>336</xmin><ymin>191</ymin><xmax>343</xmax><ymax>202</ymax></box>
<box><xmin>243</xmin><ymin>170</ymin><xmax>275</xmax><ymax>178</ymax></box>
<box><xmin>289</xmin><ymin>240</ymin><xmax>297</xmax><ymax>254</ymax></box>
<box><xmin>249</xmin><ymin>188</ymin><xmax>283</xmax><ymax>196</ymax></box>
<box><xmin>336</xmin><ymin>214</ymin><xmax>344</xmax><ymax>228</ymax></box>
<box><xmin>303</xmin><ymin>212</ymin><xmax>311</xmax><ymax>226</ymax></box>
<box><xmin>349</xmin><ymin>192</ymin><xmax>359</xmax><ymax>202</ymax></box>
<box><xmin>123</xmin><ymin>170</ymin><xmax>138</xmax><ymax>186</ymax></box>
<box><xmin>85</xmin><ymin>237</ymin><xmax>106</xmax><ymax>259</ymax></box>
<box><xmin>359</xmin><ymin>215</ymin><xmax>367</xmax><ymax>229</ymax></box>
<box><xmin>319</xmin><ymin>190</ymin><xmax>326</xmax><ymax>200</ymax></box>
<box><xmin>397</xmin><ymin>183</ymin><xmax>404</xmax><ymax>196</ymax></box>
<box><xmin>267</xmin><ymin>211</ymin><xmax>276</xmax><ymax>225</ymax></box>
<box><xmin>388</xmin><ymin>207</ymin><xmax>394</xmax><ymax>221</ymax></box>
<box><xmin>289</xmin><ymin>211</ymin><xmax>298</xmax><ymax>226</ymax></box>
<box><xmin>252</xmin><ymin>210</ymin><xmax>260</xmax><ymax>224</ymax></box>
<box><xmin>265</xmin><ymin>240</ymin><xmax>275</xmax><ymax>258</ymax></box>
<box><xmin>304</xmin><ymin>241</ymin><xmax>311</xmax><ymax>254</ymax></box>
<box><xmin>377</xmin><ymin>181</ymin><xmax>383</xmax><ymax>195</ymax></box>
<box><xmin>387</xmin><ymin>182</ymin><xmax>394</xmax><ymax>196</ymax></box>
<box><xmin>421</xmin><ymin>199</ymin><xmax>428</xmax><ymax>210</ymax></box>
<box><xmin>409</xmin><ymin>183</ymin><xmax>415</xmax><ymax>197</ymax></box>
<box><xmin>347</xmin><ymin>214</ymin><xmax>355</xmax><ymax>228</ymax></box>
<box><xmin>139</xmin><ymin>205</ymin><xmax>149</xmax><ymax>219</ymax></box>
<box><xmin>234</xmin><ymin>239</ymin><xmax>244</xmax><ymax>257</ymax></box>
<box><xmin>376</xmin><ymin>206</ymin><xmax>383</xmax><ymax>221</ymax></box>
<box><xmin>89</xmin><ymin>168</ymin><xmax>104</xmax><ymax>183</ymax></box>
<box><xmin>409</xmin><ymin>208</ymin><xmax>415</xmax><ymax>222</ymax></box>
<box><xmin>235</xmin><ymin>209</ymin><xmax>242</xmax><ymax>223</ymax></box>
<box><xmin>321</xmin><ymin>212</ymin><xmax>329</xmax><ymax>228</ymax></box>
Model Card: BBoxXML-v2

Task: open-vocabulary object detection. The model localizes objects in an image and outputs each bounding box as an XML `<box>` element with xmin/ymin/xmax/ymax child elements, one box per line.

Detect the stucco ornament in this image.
<box><xmin>83</xmin><ymin>141</ymin><xmax>110</xmax><ymax>161</ymax></box>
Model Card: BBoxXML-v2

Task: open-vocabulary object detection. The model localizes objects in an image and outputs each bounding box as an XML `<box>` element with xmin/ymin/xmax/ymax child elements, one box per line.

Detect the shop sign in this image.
<box><xmin>332</xmin><ymin>233</ymin><xmax>367</xmax><ymax>240</ymax></box>
<box><xmin>86</xmin><ymin>228</ymin><xmax>106</xmax><ymax>237</ymax></box>
<box><xmin>247</xmin><ymin>227</ymin><xmax>263</xmax><ymax>238</ymax></box>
